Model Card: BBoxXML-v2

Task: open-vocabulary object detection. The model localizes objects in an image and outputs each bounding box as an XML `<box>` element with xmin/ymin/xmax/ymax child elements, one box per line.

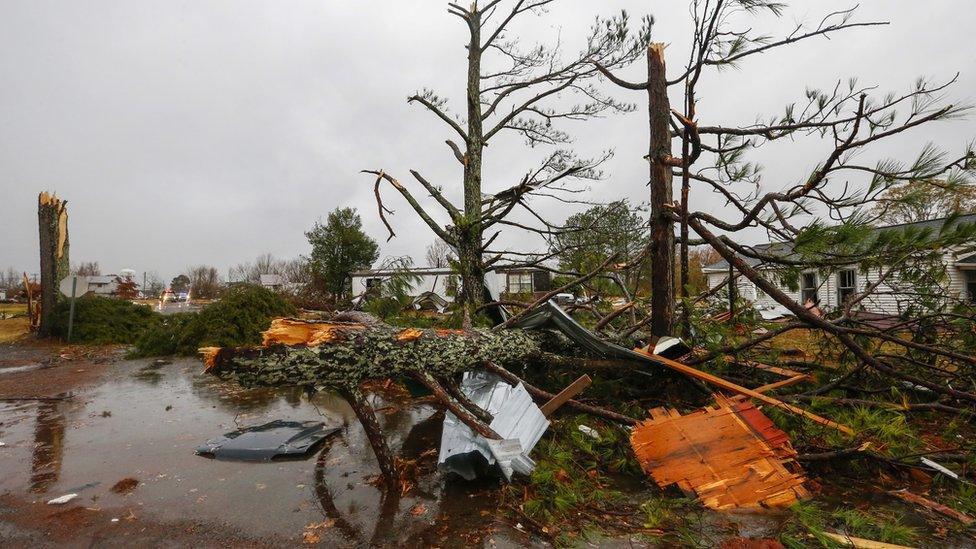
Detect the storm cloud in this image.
<box><xmin>1</xmin><ymin>1</ymin><xmax>972</xmax><ymax>283</ymax></box>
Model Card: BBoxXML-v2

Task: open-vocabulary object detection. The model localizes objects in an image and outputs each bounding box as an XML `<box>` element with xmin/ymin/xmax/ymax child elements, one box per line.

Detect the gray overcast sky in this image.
<box><xmin>1</xmin><ymin>1</ymin><xmax>973</xmax><ymax>284</ymax></box>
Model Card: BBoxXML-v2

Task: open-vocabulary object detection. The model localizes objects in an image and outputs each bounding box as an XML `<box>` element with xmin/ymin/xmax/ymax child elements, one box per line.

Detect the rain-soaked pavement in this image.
<box><xmin>0</xmin><ymin>342</ymin><xmax>529</xmax><ymax>547</ymax></box>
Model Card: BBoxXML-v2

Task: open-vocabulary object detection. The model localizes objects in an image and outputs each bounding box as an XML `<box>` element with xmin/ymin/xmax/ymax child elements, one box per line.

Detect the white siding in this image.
<box><xmin>350</xmin><ymin>271</ymin><xmax>509</xmax><ymax>302</ymax></box>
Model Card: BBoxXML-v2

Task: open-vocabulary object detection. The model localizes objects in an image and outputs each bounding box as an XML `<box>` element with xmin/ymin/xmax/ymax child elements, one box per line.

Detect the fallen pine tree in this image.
<box><xmin>201</xmin><ymin>315</ymin><xmax>639</xmax><ymax>490</ymax></box>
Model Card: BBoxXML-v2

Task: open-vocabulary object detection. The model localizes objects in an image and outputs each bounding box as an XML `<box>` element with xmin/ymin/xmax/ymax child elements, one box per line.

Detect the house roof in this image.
<box><xmin>703</xmin><ymin>213</ymin><xmax>976</xmax><ymax>272</ymax></box>
<box><xmin>87</xmin><ymin>275</ymin><xmax>118</xmax><ymax>285</ymax></box>
<box><xmin>957</xmin><ymin>253</ymin><xmax>976</xmax><ymax>265</ymax></box>
<box><xmin>351</xmin><ymin>265</ymin><xmax>550</xmax><ymax>277</ymax></box>
<box><xmin>351</xmin><ymin>267</ymin><xmax>454</xmax><ymax>277</ymax></box>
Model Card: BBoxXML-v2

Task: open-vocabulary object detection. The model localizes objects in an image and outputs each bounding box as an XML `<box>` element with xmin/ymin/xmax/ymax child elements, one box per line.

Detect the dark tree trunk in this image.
<box><xmin>647</xmin><ymin>44</ymin><xmax>676</xmax><ymax>337</ymax></box>
<box><xmin>37</xmin><ymin>192</ymin><xmax>69</xmax><ymax>337</ymax></box>
<box><xmin>457</xmin><ymin>10</ymin><xmax>486</xmax><ymax>322</ymax></box>
<box><xmin>679</xmin><ymin>82</ymin><xmax>696</xmax><ymax>336</ymax></box>
<box><xmin>728</xmin><ymin>262</ymin><xmax>736</xmax><ymax>316</ymax></box>
<box><xmin>338</xmin><ymin>387</ymin><xmax>399</xmax><ymax>492</ymax></box>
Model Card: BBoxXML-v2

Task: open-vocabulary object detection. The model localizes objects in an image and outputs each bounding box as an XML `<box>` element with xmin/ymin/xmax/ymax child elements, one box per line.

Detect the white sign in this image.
<box><xmin>59</xmin><ymin>275</ymin><xmax>90</xmax><ymax>298</ymax></box>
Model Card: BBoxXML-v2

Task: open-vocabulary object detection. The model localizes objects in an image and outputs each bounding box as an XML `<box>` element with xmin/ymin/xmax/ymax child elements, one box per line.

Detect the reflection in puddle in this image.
<box><xmin>29</xmin><ymin>399</ymin><xmax>65</xmax><ymax>493</ymax></box>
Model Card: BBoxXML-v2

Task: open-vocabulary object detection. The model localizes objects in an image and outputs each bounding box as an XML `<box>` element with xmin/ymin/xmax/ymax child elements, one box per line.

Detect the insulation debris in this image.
<box><xmin>630</xmin><ymin>394</ymin><xmax>809</xmax><ymax>510</ymax></box>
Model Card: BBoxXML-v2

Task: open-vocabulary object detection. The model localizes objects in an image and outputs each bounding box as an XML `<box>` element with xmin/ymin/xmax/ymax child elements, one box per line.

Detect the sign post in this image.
<box><xmin>59</xmin><ymin>275</ymin><xmax>89</xmax><ymax>342</ymax></box>
<box><xmin>66</xmin><ymin>276</ymin><xmax>77</xmax><ymax>342</ymax></box>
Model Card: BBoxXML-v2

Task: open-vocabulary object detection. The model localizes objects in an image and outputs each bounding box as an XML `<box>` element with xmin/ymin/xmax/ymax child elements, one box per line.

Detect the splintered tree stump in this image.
<box><xmin>37</xmin><ymin>192</ymin><xmax>69</xmax><ymax>337</ymax></box>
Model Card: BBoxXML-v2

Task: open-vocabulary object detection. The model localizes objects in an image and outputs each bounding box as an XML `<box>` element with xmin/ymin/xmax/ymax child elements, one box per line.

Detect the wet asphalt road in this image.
<box><xmin>0</xmin><ymin>346</ymin><xmax>524</xmax><ymax>547</ymax></box>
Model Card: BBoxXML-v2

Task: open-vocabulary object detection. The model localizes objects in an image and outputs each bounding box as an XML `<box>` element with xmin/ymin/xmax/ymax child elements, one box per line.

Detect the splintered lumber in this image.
<box><xmin>630</xmin><ymin>394</ymin><xmax>809</xmax><ymax>510</ymax></box>
<box><xmin>633</xmin><ymin>348</ymin><xmax>853</xmax><ymax>435</ymax></box>
<box><xmin>540</xmin><ymin>374</ymin><xmax>592</xmax><ymax>417</ymax></box>
<box><xmin>37</xmin><ymin>192</ymin><xmax>69</xmax><ymax>337</ymax></box>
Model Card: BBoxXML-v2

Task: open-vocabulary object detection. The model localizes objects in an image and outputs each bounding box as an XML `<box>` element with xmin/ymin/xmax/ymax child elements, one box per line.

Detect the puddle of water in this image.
<box><xmin>0</xmin><ymin>357</ymin><xmax>504</xmax><ymax>546</ymax></box>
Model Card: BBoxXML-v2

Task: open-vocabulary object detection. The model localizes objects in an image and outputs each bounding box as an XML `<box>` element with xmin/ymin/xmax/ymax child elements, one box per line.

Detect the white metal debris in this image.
<box><xmin>921</xmin><ymin>457</ymin><xmax>959</xmax><ymax>480</ymax></box>
<box><xmin>438</xmin><ymin>371</ymin><xmax>550</xmax><ymax>481</ymax></box>
<box><xmin>47</xmin><ymin>493</ymin><xmax>78</xmax><ymax>505</ymax></box>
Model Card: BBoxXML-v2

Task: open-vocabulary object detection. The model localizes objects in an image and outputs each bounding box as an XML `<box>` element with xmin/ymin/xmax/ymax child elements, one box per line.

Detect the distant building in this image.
<box><xmin>80</xmin><ymin>274</ymin><xmax>141</xmax><ymax>298</ymax></box>
<box><xmin>87</xmin><ymin>275</ymin><xmax>120</xmax><ymax>296</ymax></box>
<box><xmin>259</xmin><ymin>274</ymin><xmax>284</xmax><ymax>290</ymax></box>
<box><xmin>350</xmin><ymin>265</ymin><xmax>552</xmax><ymax>303</ymax></box>
<box><xmin>703</xmin><ymin>214</ymin><xmax>976</xmax><ymax>315</ymax></box>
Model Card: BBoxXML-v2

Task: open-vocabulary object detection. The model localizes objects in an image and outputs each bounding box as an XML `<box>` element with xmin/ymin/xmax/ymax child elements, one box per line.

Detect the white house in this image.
<box><xmin>704</xmin><ymin>214</ymin><xmax>976</xmax><ymax>316</ymax></box>
<box><xmin>350</xmin><ymin>265</ymin><xmax>553</xmax><ymax>303</ymax></box>
<box><xmin>87</xmin><ymin>275</ymin><xmax>120</xmax><ymax>296</ymax></box>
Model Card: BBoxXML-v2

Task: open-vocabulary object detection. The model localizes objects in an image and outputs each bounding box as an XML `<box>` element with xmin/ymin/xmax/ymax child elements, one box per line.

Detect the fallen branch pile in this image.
<box><xmin>201</xmin><ymin>316</ymin><xmax>637</xmax><ymax>490</ymax></box>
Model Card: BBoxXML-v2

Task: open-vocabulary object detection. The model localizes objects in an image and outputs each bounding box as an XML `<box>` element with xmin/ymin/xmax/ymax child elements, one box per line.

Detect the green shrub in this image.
<box><xmin>52</xmin><ymin>295</ymin><xmax>157</xmax><ymax>344</ymax></box>
<box><xmin>134</xmin><ymin>284</ymin><xmax>295</xmax><ymax>356</ymax></box>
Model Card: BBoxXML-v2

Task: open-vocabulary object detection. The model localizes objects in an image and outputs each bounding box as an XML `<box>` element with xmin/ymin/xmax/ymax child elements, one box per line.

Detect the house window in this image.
<box><xmin>837</xmin><ymin>269</ymin><xmax>857</xmax><ymax>305</ymax></box>
<box><xmin>967</xmin><ymin>270</ymin><xmax>976</xmax><ymax>303</ymax></box>
<box><xmin>506</xmin><ymin>272</ymin><xmax>534</xmax><ymax>294</ymax></box>
<box><xmin>754</xmin><ymin>282</ymin><xmax>766</xmax><ymax>299</ymax></box>
<box><xmin>365</xmin><ymin>277</ymin><xmax>383</xmax><ymax>289</ymax></box>
<box><xmin>801</xmin><ymin>272</ymin><xmax>819</xmax><ymax>304</ymax></box>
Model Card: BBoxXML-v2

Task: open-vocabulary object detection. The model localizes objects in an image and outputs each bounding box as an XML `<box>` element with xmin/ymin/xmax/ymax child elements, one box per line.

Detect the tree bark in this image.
<box><xmin>458</xmin><ymin>9</ymin><xmax>486</xmax><ymax>320</ymax></box>
<box><xmin>647</xmin><ymin>44</ymin><xmax>676</xmax><ymax>337</ymax></box>
<box><xmin>679</xmin><ymin>82</ymin><xmax>696</xmax><ymax>336</ymax></box>
<box><xmin>37</xmin><ymin>192</ymin><xmax>69</xmax><ymax>337</ymax></box>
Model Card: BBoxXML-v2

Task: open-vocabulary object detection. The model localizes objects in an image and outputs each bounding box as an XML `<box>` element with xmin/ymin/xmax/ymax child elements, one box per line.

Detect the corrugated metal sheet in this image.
<box><xmin>437</xmin><ymin>372</ymin><xmax>550</xmax><ymax>481</ymax></box>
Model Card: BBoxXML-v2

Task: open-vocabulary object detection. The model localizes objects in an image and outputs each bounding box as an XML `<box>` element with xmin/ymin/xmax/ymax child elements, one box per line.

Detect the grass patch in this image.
<box><xmin>780</xmin><ymin>501</ymin><xmax>918</xmax><ymax>548</ymax></box>
<box><xmin>501</xmin><ymin>416</ymin><xmax>641</xmax><ymax>542</ymax></box>
<box><xmin>0</xmin><ymin>317</ymin><xmax>30</xmax><ymax>343</ymax></box>
<box><xmin>0</xmin><ymin>303</ymin><xmax>27</xmax><ymax>316</ymax></box>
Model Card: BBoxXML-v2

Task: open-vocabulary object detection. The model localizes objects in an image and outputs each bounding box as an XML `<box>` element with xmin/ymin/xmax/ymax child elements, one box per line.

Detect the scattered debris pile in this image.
<box><xmin>201</xmin><ymin>300</ymin><xmax>855</xmax><ymax>513</ymax></box>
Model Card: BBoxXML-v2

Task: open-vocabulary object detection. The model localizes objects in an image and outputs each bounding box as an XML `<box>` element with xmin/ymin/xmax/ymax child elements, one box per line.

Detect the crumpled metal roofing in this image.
<box><xmin>438</xmin><ymin>372</ymin><xmax>550</xmax><ymax>481</ymax></box>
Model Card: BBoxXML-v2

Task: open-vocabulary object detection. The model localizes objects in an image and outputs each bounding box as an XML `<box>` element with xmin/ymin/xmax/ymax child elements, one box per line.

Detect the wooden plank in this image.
<box><xmin>889</xmin><ymin>489</ymin><xmax>975</xmax><ymax>525</ymax></box>
<box><xmin>823</xmin><ymin>532</ymin><xmax>916</xmax><ymax>549</ymax></box>
<box><xmin>731</xmin><ymin>358</ymin><xmax>806</xmax><ymax>378</ymax></box>
<box><xmin>541</xmin><ymin>375</ymin><xmax>592</xmax><ymax>417</ymax></box>
<box><xmin>633</xmin><ymin>348</ymin><xmax>854</xmax><ymax>435</ymax></box>
<box><xmin>753</xmin><ymin>374</ymin><xmax>811</xmax><ymax>394</ymax></box>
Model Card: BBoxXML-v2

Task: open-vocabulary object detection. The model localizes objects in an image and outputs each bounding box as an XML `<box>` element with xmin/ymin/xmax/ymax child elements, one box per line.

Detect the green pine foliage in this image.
<box><xmin>52</xmin><ymin>295</ymin><xmax>157</xmax><ymax>344</ymax></box>
<box><xmin>133</xmin><ymin>284</ymin><xmax>295</xmax><ymax>356</ymax></box>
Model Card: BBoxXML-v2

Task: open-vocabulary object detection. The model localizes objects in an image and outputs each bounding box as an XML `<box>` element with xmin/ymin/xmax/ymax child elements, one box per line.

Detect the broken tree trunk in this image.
<box><xmin>37</xmin><ymin>192</ymin><xmax>69</xmax><ymax>337</ymax></box>
<box><xmin>203</xmin><ymin>319</ymin><xmax>544</xmax><ymax>391</ymax></box>
<box><xmin>647</xmin><ymin>43</ymin><xmax>676</xmax><ymax>338</ymax></box>
<box><xmin>339</xmin><ymin>386</ymin><xmax>400</xmax><ymax>491</ymax></box>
